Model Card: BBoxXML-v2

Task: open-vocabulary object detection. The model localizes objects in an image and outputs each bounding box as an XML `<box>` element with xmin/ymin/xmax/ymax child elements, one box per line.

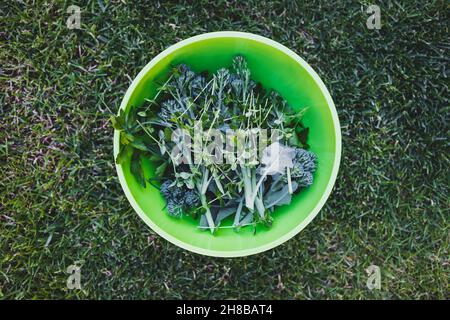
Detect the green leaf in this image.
<box><xmin>130</xmin><ymin>139</ymin><xmax>148</xmax><ymax>151</ymax></box>
<box><xmin>185</xmin><ymin>178</ymin><xmax>195</xmax><ymax>189</ymax></box>
<box><xmin>288</xmin><ymin>132</ymin><xmax>302</xmax><ymax>147</ymax></box>
<box><xmin>155</xmin><ymin>161</ymin><xmax>168</xmax><ymax>178</ymax></box>
<box><xmin>120</xmin><ymin>131</ymin><xmax>135</xmax><ymax>145</ymax></box>
<box><xmin>125</xmin><ymin>107</ymin><xmax>136</xmax><ymax>130</ymax></box>
<box><xmin>163</xmin><ymin>127</ymin><xmax>172</xmax><ymax>141</ymax></box>
<box><xmin>296</xmin><ymin>127</ymin><xmax>310</xmax><ymax>149</ymax></box>
<box><xmin>178</xmin><ymin>172</ymin><xmax>191</xmax><ymax>179</ymax></box>
<box><xmin>110</xmin><ymin>110</ymin><xmax>125</xmax><ymax>130</ymax></box>
<box><xmin>149</xmin><ymin>153</ymin><xmax>163</xmax><ymax>162</ymax></box>
<box><xmin>116</xmin><ymin>144</ymin><xmax>131</xmax><ymax>165</ymax></box>
<box><xmin>264</xmin><ymin>182</ymin><xmax>298</xmax><ymax>208</ymax></box>
<box><xmin>131</xmin><ymin>151</ymin><xmax>146</xmax><ymax>188</ymax></box>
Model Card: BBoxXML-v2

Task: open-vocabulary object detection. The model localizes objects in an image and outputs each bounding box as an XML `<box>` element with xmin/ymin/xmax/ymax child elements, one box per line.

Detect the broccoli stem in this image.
<box><xmin>200</xmin><ymin>193</ymin><xmax>215</xmax><ymax>234</ymax></box>
<box><xmin>249</xmin><ymin>158</ymin><xmax>281</xmax><ymax>207</ymax></box>
<box><xmin>287</xmin><ymin>167</ymin><xmax>293</xmax><ymax>194</ymax></box>
<box><xmin>255</xmin><ymin>195</ymin><xmax>265</xmax><ymax>218</ymax></box>
<box><xmin>251</xmin><ymin>169</ymin><xmax>265</xmax><ymax>218</ymax></box>
<box><xmin>212</xmin><ymin>170</ymin><xmax>225</xmax><ymax>195</ymax></box>
<box><xmin>241</xmin><ymin>165</ymin><xmax>254</xmax><ymax>210</ymax></box>
<box><xmin>182</xmin><ymin>132</ymin><xmax>215</xmax><ymax>233</ymax></box>
<box><xmin>240</xmin><ymin>165</ymin><xmax>266</xmax><ymax>218</ymax></box>
<box><xmin>196</xmin><ymin>167</ymin><xmax>215</xmax><ymax>233</ymax></box>
<box><xmin>233</xmin><ymin>198</ymin><xmax>244</xmax><ymax>227</ymax></box>
<box><xmin>250</xmin><ymin>170</ymin><xmax>268</xmax><ymax>206</ymax></box>
<box><xmin>200</xmin><ymin>168</ymin><xmax>210</xmax><ymax>195</ymax></box>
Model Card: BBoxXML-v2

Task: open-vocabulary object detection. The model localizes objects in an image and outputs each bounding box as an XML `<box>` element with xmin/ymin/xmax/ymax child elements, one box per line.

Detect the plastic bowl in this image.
<box><xmin>114</xmin><ymin>31</ymin><xmax>341</xmax><ymax>257</ymax></box>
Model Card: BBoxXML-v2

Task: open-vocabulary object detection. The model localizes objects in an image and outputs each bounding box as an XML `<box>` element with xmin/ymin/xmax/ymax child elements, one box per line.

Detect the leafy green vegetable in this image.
<box><xmin>112</xmin><ymin>56</ymin><xmax>316</xmax><ymax>234</ymax></box>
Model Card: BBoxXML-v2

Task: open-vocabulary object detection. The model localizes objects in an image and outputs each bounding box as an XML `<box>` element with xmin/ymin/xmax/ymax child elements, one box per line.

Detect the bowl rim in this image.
<box><xmin>114</xmin><ymin>31</ymin><xmax>341</xmax><ymax>257</ymax></box>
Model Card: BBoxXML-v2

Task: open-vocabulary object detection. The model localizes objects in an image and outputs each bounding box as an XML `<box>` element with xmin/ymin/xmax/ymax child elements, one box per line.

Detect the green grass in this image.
<box><xmin>0</xmin><ymin>0</ymin><xmax>448</xmax><ymax>299</ymax></box>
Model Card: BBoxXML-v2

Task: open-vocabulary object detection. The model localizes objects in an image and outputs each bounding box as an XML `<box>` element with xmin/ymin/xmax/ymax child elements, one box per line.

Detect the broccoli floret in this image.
<box><xmin>184</xmin><ymin>189</ymin><xmax>200</xmax><ymax>207</ymax></box>
<box><xmin>232</xmin><ymin>56</ymin><xmax>248</xmax><ymax>78</ymax></box>
<box><xmin>175</xmin><ymin>64</ymin><xmax>195</xmax><ymax>92</ymax></box>
<box><xmin>160</xmin><ymin>180</ymin><xmax>200</xmax><ymax>217</ymax></box>
<box><xmin>174</xmin><ymin>64</ymin><xmax>208</xmax><ymax>100</ymax></box>
<box><xmin>230</xmin><ymin>75</ymin><xmax>243</xmax><ymax>97</ymax></box>
<box><xmin>160</xmin><ymin>179</ymin><xmax>175</xmax><ymax>199</ymax></box>
<box><xmin>215</xmin><ymin>68</ymin><xmax>231</xmax><ymax>88</ymax></box>
<box><xmin>166</xmin><ymin>201</ymin><xmax>183</xmax><ymax>217</ymax></box>
<box><xmin>190</xmin><ymin>75</ymin><xmax>206</xmax><ymax>98</ymax></box>
<box><xmin>158</xmin><ymin>99</ymin><xmax>185</xmax><ymax>122</ymax></box>
<box><xmin>287</xmin><ymin>148</ymin><xmax>317</xmax><ymax>187</ymax></box>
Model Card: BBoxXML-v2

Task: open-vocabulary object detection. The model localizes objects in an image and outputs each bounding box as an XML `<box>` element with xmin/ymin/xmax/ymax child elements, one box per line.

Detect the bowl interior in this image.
<box><xmin>114</xmin><ymin>33</ymin><xmax>339</xmax><ymax>257</ymax></box>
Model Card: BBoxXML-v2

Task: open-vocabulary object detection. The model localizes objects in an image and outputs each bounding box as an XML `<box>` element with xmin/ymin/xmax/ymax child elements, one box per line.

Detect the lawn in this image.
<box><xmin>0</xmin><ymin>0</ymin><xmax>448</xmax><ymax>299</ymax></box>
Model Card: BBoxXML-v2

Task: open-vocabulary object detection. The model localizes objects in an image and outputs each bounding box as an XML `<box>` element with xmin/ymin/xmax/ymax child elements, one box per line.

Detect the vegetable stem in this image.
<box><xmin>233</xmin><ymin>198</ymin><xmax>244</xmax><ymax>227</ymax></box>
<box><xmin>200</xmin><ymin>193</ymin><xmax>215</xmax><ymax>234</ymax></box>
<box><xmin>287</xmin><ymin>167</ymin><xmax>293</xmax><ymax>194</ymax></box>
<box><xmin>241</xmin><ymin>165</ymin><xmax>254</xmax><ymax>210</ymax></box>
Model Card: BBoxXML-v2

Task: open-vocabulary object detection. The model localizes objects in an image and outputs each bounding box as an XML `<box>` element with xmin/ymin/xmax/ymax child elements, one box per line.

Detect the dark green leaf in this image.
<box><xmin>149</xmin><ymin>153</ymin><xmax>164</xmax><ymax>162</ymax></box>
<box><xmin>130</xmin><ymin>139</ymin><xmax>148</xmax><ymax>151</ymax></box>
<box><xmin>163</xmin><ymin>127</ymin><xmax>172</xmax><ymax>141</ymax></box>
<box><xmin>131</xmin><ymin>150</ymin><xmax>146</xmax><ymax>188</ymax></box>
<box><xmin>120</xmin><ymin>131</ymin><xmax>134</xmax><ymax>145</ymax></box>
<box><xmin>115</xmin><ymin>144</ymin><xmax>131</xmax><ymax>165</ymax></box>
<box><xmin>296</xmin><ymin>127</ymin><xmax>310</xmax><ymax>149</ymax></box>
<box><xmin>125</xmin><ymin>107</ymin><xmax>136</xmax><ymax>130</ymax></box>
<box><xmin>288</xmin><ymin>132</ymin><xmax>302</xmax><ymax>147</ymax></box>
<box><xmin>110</xmin><ymin>110</ymin><xmax>125</xmax><ymax>130</ymax></box>
<box><xmin>155</xmin><ymin>161</ymin><xmax>168</xmax><ymax>178</ymax></box>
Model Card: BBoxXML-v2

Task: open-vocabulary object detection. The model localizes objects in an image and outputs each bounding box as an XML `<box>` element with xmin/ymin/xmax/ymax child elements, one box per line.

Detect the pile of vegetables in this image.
<box><xmin>112</xmin><ymin>56</ymin><xmax>317</xmax><ymax>234</ymax></box>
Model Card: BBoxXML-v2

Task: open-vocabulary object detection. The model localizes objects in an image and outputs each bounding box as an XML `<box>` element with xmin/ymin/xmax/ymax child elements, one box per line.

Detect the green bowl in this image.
<box><xmin>114</xmin><ymin>31</ymin><xmax>341</xmax><ymax>257</ymax></box>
